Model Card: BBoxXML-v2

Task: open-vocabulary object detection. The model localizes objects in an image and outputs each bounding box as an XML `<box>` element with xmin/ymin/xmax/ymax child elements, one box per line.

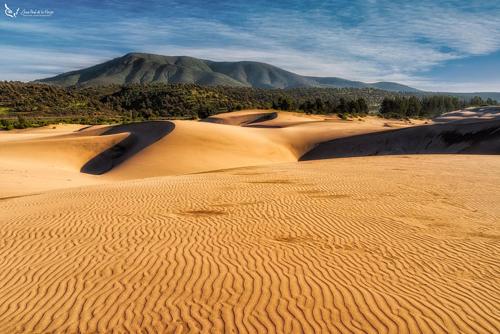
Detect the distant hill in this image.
<box><xmin>37</xmin><ymin>52</ymin><xmax>420</xmax><ymax>92</ymax></box>
<box><xmin>36</xmin><ymin>53</ymin><xmax>500</xmax><ymax>99</ymax></box>
<box><xmin>305</xmin><ymin>77</ymin><xmax>419</xmax><ymax>92</ymax></box>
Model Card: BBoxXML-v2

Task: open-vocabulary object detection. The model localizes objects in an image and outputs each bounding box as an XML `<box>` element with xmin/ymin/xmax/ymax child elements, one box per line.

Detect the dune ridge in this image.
<box><xmin>1</xmin><ymin>110</ymin><xmax>498</xmax><ymax>197</ymax></box>
<box><xmin>0</xmin><ymin>155</ymin><xmax>498</xmax><ymax>333</ymax></box>
<box><xmin>0</xmin><ymin>128</ymin><xmax>128</xmax><ymax>197</ymax></box>
<box><xmin>302</xmin><ymin>118</ymin><xmax>500</xmax><ymax>160</ymax></box>
<box><xmin>1</xmin><ymin>113</ymin><xmax>405</xmax><ymax>194</ymax></box>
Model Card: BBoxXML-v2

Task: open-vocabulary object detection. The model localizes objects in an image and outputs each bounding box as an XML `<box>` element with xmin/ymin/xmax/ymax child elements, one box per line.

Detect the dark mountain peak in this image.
<box><xmin>37</xmin><ymin>52</ymin><xmax>420</xmax><ymax>92</ymax></box>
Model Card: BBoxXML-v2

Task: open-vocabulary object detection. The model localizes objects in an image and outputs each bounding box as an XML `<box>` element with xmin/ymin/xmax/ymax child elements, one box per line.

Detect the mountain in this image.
<box><xmin>307</xmin><ymin>76</ymin><xmax>420</xmax><ymax>92</ymax></box>
<box><xmin>36</xmin><ymin>53</ymin><xmax>500</xmax><ymax>99</ymax></box>
<box><xmin>37</xmin><ymin>52</ymin><xmax>420</xmax><ymax>92</ymax></box>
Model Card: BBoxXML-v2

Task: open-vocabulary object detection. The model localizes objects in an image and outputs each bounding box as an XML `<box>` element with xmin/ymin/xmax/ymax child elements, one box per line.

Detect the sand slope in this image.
<box><xmin>202</xmin><ymin>109</ymin><xmax>279</xmax><ymax>126</ymax></box>
<box><xmin>0</xmin><ymin>122</ymin><xmax>173</xmax><ymax>196</ymax></box>
<box><xmin>0</xmin><ymin>155</ymin><xmax>498</xmax><ymax>333</ymax></box>
<box><xmin>302</xmin><ymin>118</ymin><xmax>500</xmax><ymax>160</ymax></box>
<box><xmin>0</xmin><ymin>110</ymin><xmax>499</xmax><ymax>333</ymax></box>
<box><xmin>105</xmin><ymin>115</ymin><xmax>425</xmax><ymax>180</ymax></box>
<box><xmin>0</xmin><ymin>129</ymin><xmax>127</xmax><ymax>197</ymax></box>
<box><xmin>0</xmin><ymin>114</ymin><xmax>407</xmax><ymax>192</ymax></box>
<box><xmin>434</xmin><ymin>106</ymin><xmax>500</xmax><ymax>123</ymax></box>
<box><xmin>203</xmin><ymin>109</ymin><xmax>324</xmax><ymax>127</ymax></box>
<box><xmin>104</xmin><ymin>120</ymin><xmax>297</xmax><ymax>179</ymax></box>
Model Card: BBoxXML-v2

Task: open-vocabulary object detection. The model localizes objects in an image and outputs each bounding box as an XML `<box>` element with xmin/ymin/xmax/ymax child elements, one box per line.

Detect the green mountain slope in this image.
<box><xmin>37</xmin><ymin>52</ymin><xmax>420</xmax><ymax>92</ymax></box>
<box><xmin>35</xmin><ymin>52</ymin><xmax>500</xmax><ymax>98</ymax></box>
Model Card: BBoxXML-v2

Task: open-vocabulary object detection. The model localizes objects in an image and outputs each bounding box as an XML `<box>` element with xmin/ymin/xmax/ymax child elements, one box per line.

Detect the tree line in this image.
<box><xmin>0</xmin><ymin>81</ymin><xmax>497</xmax><ymax>129</ymax></box>
<box><xmin>272</xmin><ymin>97</ymin><xmax>369</xmax><ymax>116</ymax></box>
<box><xmin>379</xmin><ymin>95</ymin><xmax>497</xmax><ymax>118</ymax></box>
<box><xmin>0</xmin><ymin>82</ymin><xmax>396</xmax><ymax>126</ymax></box>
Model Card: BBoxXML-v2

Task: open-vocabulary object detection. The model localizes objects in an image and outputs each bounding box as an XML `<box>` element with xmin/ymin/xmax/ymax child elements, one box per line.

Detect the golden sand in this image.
<box><xmin>0</xmin><ymin>111</ymin><xmax>498</xmax><ymax>333</ymax></box>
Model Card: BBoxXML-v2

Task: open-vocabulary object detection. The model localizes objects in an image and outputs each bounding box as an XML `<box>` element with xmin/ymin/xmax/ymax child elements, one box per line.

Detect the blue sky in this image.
<box><xmin>1</xmin><ymin>0</ymin><xmax>499</xmax><ymax>92</ymax></box>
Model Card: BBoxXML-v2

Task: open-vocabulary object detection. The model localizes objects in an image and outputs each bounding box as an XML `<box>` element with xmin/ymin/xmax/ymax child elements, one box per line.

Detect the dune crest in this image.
<box><xmin>1</xmin><ymin>110</ymin><xmax>499</xmax><ymax>198</ymax></box>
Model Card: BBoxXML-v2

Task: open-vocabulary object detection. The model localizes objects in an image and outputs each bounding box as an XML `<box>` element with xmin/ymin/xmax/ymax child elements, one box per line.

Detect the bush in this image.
<box><xmin>14</xmin><ymin>115</ymin><xmax>30</xmax><ymax>129</ymax></box>
<box><xmin>0</xmin><ymin>119</ymin><xmax>14</xmax><ymax>130</ymax></box>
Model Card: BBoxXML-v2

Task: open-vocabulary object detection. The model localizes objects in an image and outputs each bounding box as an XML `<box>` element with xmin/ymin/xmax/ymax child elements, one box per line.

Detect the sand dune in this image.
<box><xmin>0</xmin><ymin>122</ymin><xmax>175</xmax><ymax>196</ymax></box>
<box><xmin>104</xmin><ymin>120</ymin><xmax>297</xmax><ymax>179</ymax></box>
<box><xmin>105</xmin><ymin>114</ymin><xmax>427</xmax><ymax>180</ymax></box>
<box><xmin>204</xmin><ymin>109</ymin><xmax>324</xmax><ymax>127</ymax></box>
<box><xmin>0</xmin><ymin>129</ymin><xmax>127</xmax><ymax>197</ymax></box>
<box><xmin>0</xmin><ymin>110</ymin><xmax>496</xmax><ymax>197</ymax></box>
<box><xmin>0</xmin><ymin>124</ymin><xmax>98</xmax><ymax>144</ymax></box>
<box><xmin>302</xmin><ymin>118</ymin><xmax>500</xmax><ymax>160</ymax></box>
<box><xmin>81</xmin><ymin>122</ymin><xmax>175</xmax><ymax>175</ymax></box>
<box><xmin>0</xmin><ymin>155</ymin><xmax>498</xmax><ymax>333</ymax></box>
<box><xmin>0</xmin><ymin>111</ymin><xmax>492</xmax><ymax>197</ymax></box>
<box><xmin>0</xmin><ymin>110</ymin><xmax>499</xmax><ymax>333</ymax></box>
<box><xmin>434</xmin><ymin>106</ymin><xmax>500</xmax><ymax>123</ymax></box>
<box><xmin>203</xmin><ymin>109</ymin><xmax>279</xmax><ymax>126</ymax></box>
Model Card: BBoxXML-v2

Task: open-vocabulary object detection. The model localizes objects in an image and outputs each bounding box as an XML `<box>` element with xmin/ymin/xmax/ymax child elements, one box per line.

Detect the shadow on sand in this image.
<box><xmin>300</xmin><ymin>119</ymin><xmax>500</xmax><ymax>161</ymax></box>
<box><xmin>81</xmin><ymin>121</ymin><xmax>175</xmax><ymax>175</ymax></box>
<box><xmin>202</xmin><ymin>111</ymin><xmax>278</xmax><ymax>126</ymax></box>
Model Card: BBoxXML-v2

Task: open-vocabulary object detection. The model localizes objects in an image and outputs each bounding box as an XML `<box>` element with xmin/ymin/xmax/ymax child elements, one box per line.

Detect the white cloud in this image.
<box><xmin>0</xmin><ymin>47</ymin><xmax>117</xmax><ymax>80</ymax></box>
<box><xmin>0</xmin><ymin>0</ymin><xmax>499</xmax><ymax>91</ymax></box>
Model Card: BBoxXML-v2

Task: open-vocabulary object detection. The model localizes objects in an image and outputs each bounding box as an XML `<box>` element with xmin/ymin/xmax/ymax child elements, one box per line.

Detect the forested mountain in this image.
<box><xmin>37</xmin><ymin>53</ymin><xmax>420</xmax><ymax>92</ymax></box>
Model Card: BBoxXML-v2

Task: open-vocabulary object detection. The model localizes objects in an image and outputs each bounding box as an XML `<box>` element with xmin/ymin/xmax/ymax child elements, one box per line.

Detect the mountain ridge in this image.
<box><xmin>37</xmin><ymin>52</ymin><xmax>420</xmax><ymax>92</ymax></box>
<box><xmin>36</xmin><ymin>52</ymin><xmax>500</xmax><ymax>100</ymax></box>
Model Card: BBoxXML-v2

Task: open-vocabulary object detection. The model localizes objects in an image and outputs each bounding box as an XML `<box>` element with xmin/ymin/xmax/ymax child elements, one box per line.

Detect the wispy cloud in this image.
<box><xmin>1</xmin><ymin>0</ymin><xmax>499</xmax><ymax>91</ymax></box>
<box><xmin>0</xmin><ymin>47</ymin><xmax>116</xmax><ymax>80</ymax></box>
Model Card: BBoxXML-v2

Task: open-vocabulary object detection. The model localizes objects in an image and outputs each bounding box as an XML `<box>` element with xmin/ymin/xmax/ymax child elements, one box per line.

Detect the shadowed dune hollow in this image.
<box><xmin>301</xmin><ymin>118</ymin><xmax>500</xmax><ymax>160</ymax></box>
<box><xmin>81</xmin><ymin>122</ymin><xmax>175</xmax><ymax>174</ymax></box>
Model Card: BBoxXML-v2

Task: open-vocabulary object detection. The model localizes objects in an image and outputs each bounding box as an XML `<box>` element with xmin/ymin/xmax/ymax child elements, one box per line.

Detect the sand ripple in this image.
<box><xmin>0</xmin><ymin>155</ymin><xmax>498</xmax><ymax>333</ymax></box>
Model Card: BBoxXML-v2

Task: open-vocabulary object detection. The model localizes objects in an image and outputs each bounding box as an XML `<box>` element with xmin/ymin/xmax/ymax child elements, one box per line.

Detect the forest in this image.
<box><xmin>0</xmin><ymin>81</ymin><xmax>495</xmax><ymax>129</ymax></box>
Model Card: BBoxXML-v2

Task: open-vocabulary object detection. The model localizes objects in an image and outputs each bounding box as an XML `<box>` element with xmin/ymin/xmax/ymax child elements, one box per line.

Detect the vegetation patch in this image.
<box><xmin>379</xmin><ymin>96</ymin><xmax>496</xmax><ymax>119</ymax></box>
<box><xmin>0</xmin><ymin>81</ymin><xmax>496</xmax><ymax>130</ymax></box>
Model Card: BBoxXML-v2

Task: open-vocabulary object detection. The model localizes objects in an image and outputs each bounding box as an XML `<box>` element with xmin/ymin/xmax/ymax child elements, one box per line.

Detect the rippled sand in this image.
<box><xmin>0</xmin><ymin>111</ymin><xmax>499</xmax><ymax>333</ymax></box>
